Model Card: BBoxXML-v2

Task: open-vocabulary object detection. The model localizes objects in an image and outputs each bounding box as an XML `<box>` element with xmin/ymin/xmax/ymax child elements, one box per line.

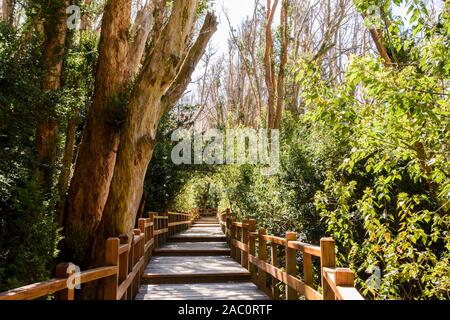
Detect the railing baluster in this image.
<box><xmin>303</xmin><ymin>252</ymin><xmax>313</xmax><ymax>290</ymax></box>
<box><xmin>118</xmin><ymin>235</ymin><xmax>130</xmax><ymax>300</ymax></box>
<box><xmin>285</xmin><ymin>232</ymin><xmax>298</xmax><ymax>300</ymax></box>
<box><xmin>270</xmin><ymin>242</ymin><xmax>280</xmax><ymax>299</ymax></box>
<box><xmin>230</xmin><ymin>216</ymin><xmax>237</xmax><ymax>259</ymax></box>
<box><xmin>248</xmin><ymin>219</ymin><xmax>257</xmax><ymax>283</ymax></box>
<box><xmin>257</xmin><ymin>228</ymin><xmax>267</xmax><ymax>293</ymax></box>
<box><xmin>241</xmin><ymin>218</ymin><xmax>249</xmax><ymax>268</ymax></box>
<box><xmin>104</xmin><ymin>238</ymin><xmax>120</xmax><ymax>300</ymax></box>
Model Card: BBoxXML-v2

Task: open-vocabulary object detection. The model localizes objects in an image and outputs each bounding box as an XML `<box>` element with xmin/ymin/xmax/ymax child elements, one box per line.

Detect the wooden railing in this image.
<box><xmin>218</xmin><ymin>209</ymin><xmax>364</xmax><ymax>300</ymax></box>
<box><xmin>0</xmin><ymin>210</ymin><xmax>196</xmax><ymax>300</ymax></box>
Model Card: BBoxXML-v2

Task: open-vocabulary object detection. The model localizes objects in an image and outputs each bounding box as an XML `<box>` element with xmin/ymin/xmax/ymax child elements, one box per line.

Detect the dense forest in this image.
<box><xmin>0</xmin><ymin>0</ymin><xmax>449</xmax><ymax>300</ymax></box>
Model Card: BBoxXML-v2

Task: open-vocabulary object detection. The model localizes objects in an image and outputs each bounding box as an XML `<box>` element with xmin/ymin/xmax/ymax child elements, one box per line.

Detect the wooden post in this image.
<box><xmin>138</xmin><ymin>218</ymin><xmax>149</xmax><ymax>263</ymax></box>
<box><xmin>138</xmin><ymin>219</ymin><xmax>146</xmax><ymax>239</ymax></box>
<box><xmin>270</xmin><ymin>242</ymin><xmax>280</xmax><ymax>299</ymax></box>
<box><xmin>175</xmin><ymin>213</ymin><xmax>178</xmax><ymax>234</ymax></box>
<box><xmin>230</xmin><ymin>216</ymin><xmax>237</xmax><ymax>259</ymax></box>
<box><xmin>134</xmin><ymin>229</ymin><xmax>144</xmax><ymax>298</ymax></box>
<box><xmin>320</xmin><ymin>238</ymin><xmax>336</xmax><ymax>300</ymax></box>
<box><xmin>165</xmin><ymin>212</ymin><xmax>169</xmax><ymax>243</ymax></box>
<box><xmin>335</xmin><ymin>268</ymin><xmax>355</xmax><ymax>287</ymax></box>
<box><xmin>226</xmin><ymin>216</ymin><xmax>232</xmax><ymax>243</ymax></box>
<box><xmin>248</xmin><ymin>219</ymin><xmax>257</xmax><ymax>283</ymax></box>
<box><xmin>127</xmin><ymin>235</ymin><xmax>135</xmax><ymax>299</ymax></box>
<box><xmin>55</xmin><ymin>262</ymin><xmax>76</xmax><ymax>300</ymax></box>
<box><xmin>257</xmin><ymin>228</ymin><xmax>267</xmax><ymax>292</ymax></box>
<box><xmin>303</xmin><ymin>253</ymin><xmax>313</xmax><ymax>290</ymax></box>
<box><xmin>241</xmin><ymin>218</ymin><xmax>249</xmax><ymax>268</ymax></box>
<box><xmin>155</xmin><ymin>216</ymin><xmax>159</xmax><ymax>248</ymax></box>
<box><xmin>118</xmin><ymin>235</ymin><xmax>130</xmax><ymax>300</ymax></box>
<box><xmin>224</xmin><ymin>208</ymin><xmax>231</xmax><ymax>233</ymax></box>
<box><xmin>135</xmin><ymin>229</ymin><xmax>145</xmax><ymax>273</ymax></box>
<box><xmin>235</xmin><ymin>223</ymin><xmax>241</xmax><ymax>264</ymax></box>
<box><xmin>149</xmin><ymin>213</ymin><xmax>154</xmax><ymax>256</ymax></box>
<box><xmin>285</xmin><ymin>232</ymin><xmax>298</xmax><ymax>300</ymax></box>
<box><xmin>104</xmin><ymin>238</ymin><xmax>120</xmax><ymax>300</ymax></box>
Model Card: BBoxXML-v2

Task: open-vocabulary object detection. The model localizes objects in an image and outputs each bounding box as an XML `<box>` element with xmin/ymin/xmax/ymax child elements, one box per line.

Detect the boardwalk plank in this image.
<box><xmin>136</xmin><ymin>282</ymin><xmax>268</xmax><ymax>300</ymax></box>
<box><xmin>154</xmin><ymin>242</ymin><xmax>230</xmax><ymax>256</ymax></box>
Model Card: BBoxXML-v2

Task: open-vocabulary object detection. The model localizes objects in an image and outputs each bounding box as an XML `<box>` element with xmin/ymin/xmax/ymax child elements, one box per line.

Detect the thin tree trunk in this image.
<box><xmin>57</xmin><ymin>117</ymin><xmax>77</xmax><ymax>224</ymax></box>
<box><xmin>2</xmin><ymin>0</ymin><xmax>10</xmax><ymax>23</ymax></box>
<box><xmin>36</xmin><ymin>0</ymin><xmax>69</xmax><ymax>193</ymax></box>
<box><xmin>273</xmin><ymin>0</ymin><xmax>289</xmax><ymax>129</ymax></box>
<box><xmin>264</xmin><ymin>0</ymin><xmax>278</xmax><ymax>129</ymax></box>
<box><xmin>362</xmin><ymin>12</ymin><xmax>393</xmax><ymax>66</ymax></box>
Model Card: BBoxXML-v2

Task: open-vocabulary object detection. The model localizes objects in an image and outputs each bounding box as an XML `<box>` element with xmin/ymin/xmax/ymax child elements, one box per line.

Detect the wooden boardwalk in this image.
<box><xmin>136</xmin><ymin>217</ymin><xmax>268</xmax><ymax>300</ymax></box>
<box><xmin>0</xmin><ymin>208</ymin><xmax>363</xmax><ymax>301</ymax></box>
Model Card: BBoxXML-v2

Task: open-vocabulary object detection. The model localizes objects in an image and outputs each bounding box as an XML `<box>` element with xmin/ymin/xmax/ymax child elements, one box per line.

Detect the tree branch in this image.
<box><xmin>160</xmin><ymin>12</ymin><xmax>219</xmax><ymax>114</ymax></box>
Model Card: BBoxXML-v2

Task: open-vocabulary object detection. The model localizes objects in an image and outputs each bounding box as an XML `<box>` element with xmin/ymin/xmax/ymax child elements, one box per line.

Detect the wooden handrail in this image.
<box><xmin>322</xmin><ymin>268</ymin><xmax>364</xmax><ymax>300</ymax></box>
<box><xmin>0</xmin><ymin>278</ymin><xmax>69</xmax><ymax>300</ymax></box>
<box><xmin>168</xmin><ymin>212</ymin><xmax>191</xmax><ymax>217</ymax></box>
<box><xmin>0</xmin><ymin>211</ymin><xmax>194</xmax><ymax>301</ymax></box>
<box><xmin>153</xmin><ymin>228</ymin><xmax>169</xmax><ymax>236</ymax></box>
<box><xmin>223</xmin><ymin>211</ymin><xmax>364</xmax><ymax>300</ymax></box>
<box><xmin>288</xmin><ymin>241</ymin><xmax>321</xmax><ymax>257</ymax></box>
<box><xmin>0</xmin><ymin>209</ymin><xmax>360</xmax><ymax>301</ymax></box>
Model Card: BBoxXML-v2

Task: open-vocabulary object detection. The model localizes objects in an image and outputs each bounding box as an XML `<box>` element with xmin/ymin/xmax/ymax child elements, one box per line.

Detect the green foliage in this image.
<box><xmin>144</xmin><ymin>114</ymin><xmax>199</xmax><ymax>212</ymax></box>
<box><xmin>0</xmin><ymin>179</ymin><xmax>62</xmax><ymax>291</ymax></box>
<box><xmin>0</xmin><ymin>15</ymin><xmax>98</xmax><ymax>290</ymax></box>
<box><xmin>308</xmin><ymin>8</ymin><xmax>450</xmax><ymax>299</ymax></box>
<box><xmin>0</xmin><ymin>21</ymin><xmax>63</xmax><ymax>291</ymax></box>
<box><xmin>170</xmin><ymin>1</ymin><xmax>450</xmax><ymax>300</ymax></box>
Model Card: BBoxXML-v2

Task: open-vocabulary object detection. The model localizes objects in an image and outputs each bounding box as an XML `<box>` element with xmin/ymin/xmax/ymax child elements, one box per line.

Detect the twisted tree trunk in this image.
<box><xmin>36</xmin><ymin>0</ymin><xmax>69</xmax><ymax>193</ymax></box>
<box><xmin>63</xmin><ymin>0</ymin><xmax>217</xmax><ymax>275</ymax></box>
<box><xmin>64</xmin><ymin>0</ymin><xmax>138</xmax><ymax>264</ymax></box>
<box><xmin>91</xmin><ymin>9</ymin><xmax>218</xmax><ymax>266</ymax></box>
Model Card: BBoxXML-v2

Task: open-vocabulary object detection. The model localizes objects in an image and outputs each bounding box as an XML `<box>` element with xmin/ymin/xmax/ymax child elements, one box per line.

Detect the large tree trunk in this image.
<box><xmin>90</xmin><ymin>8</ymin><xmax>217</xmax><ymax>278</ymax></box>
<box><xmin>63</xmin><ymin>0</ymin><xmax>135</xmax><ymax>264</ymax></box>
<box><xmin>36</xmin><ymin>0</ymin><xmax>69</xmax><ymax>193</ymax></box>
